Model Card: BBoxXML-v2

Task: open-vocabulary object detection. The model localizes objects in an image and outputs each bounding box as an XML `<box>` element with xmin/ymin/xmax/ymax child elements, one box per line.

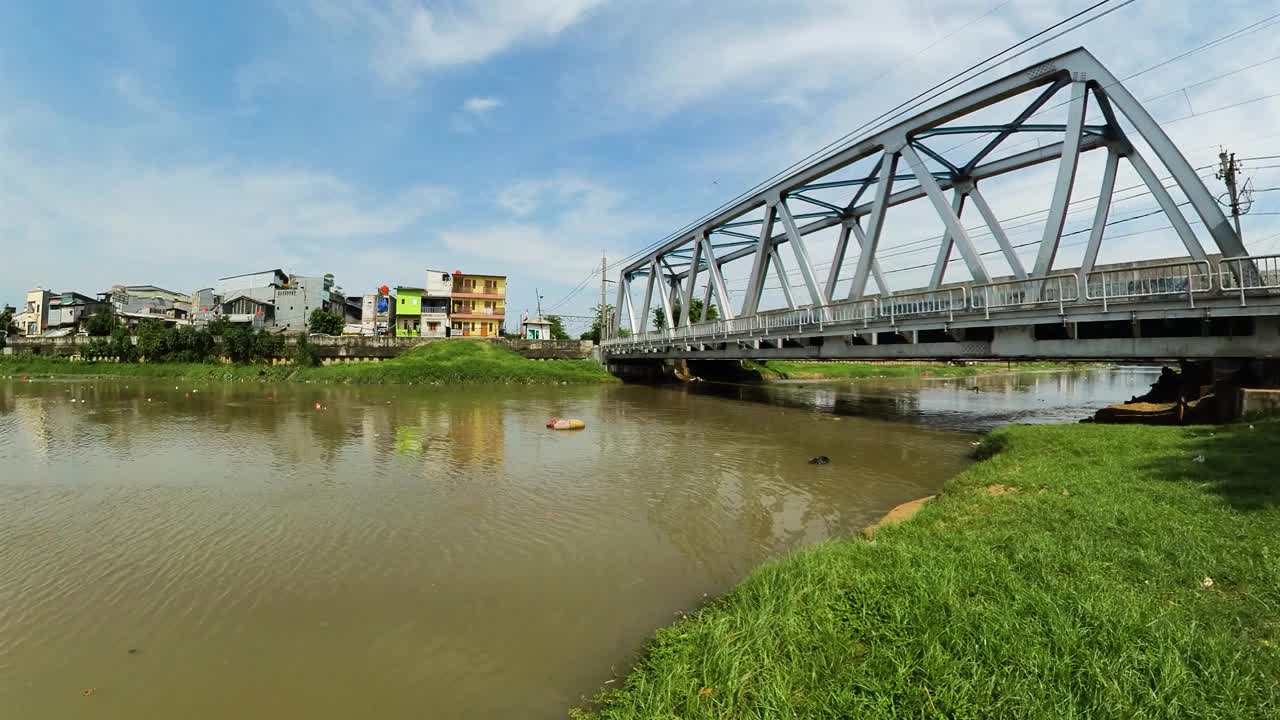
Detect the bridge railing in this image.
<box><xmin>1084</xmin><ymin>260</ymin><xmax>1213</xmax><ymax>311</ymax></box>
<box><xmin>879</xmin><ymin>287</ymin><xmax>967</xmax><ymax>324</ymax></box>
<box><xmin>970</xmin><ymin>274</ymin><xmax>1080</xmax><ymax>319</ymax></box>
<box><xmin>1218</xmin><ymin>254</ymin><xmax>1280</xmax><ymax>305</ymax></box>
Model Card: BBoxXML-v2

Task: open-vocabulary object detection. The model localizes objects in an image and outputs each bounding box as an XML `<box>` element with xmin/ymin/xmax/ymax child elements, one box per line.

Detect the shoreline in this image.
<box><xmin>573</xmin><ymin>420</ymin><xmax>1280</xmax><ymax>718</ymax></box>
<box><xmin>0</xmin><ymin>342</ymin><xmax>616</xmax><ymax>386</ymax></box>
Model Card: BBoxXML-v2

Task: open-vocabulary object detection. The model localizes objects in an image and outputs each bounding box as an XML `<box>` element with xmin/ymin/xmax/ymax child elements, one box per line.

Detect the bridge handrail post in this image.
<box><xmin>1187</xmin><ymin>264</ymin><xmax>1195</xmax><ymax>310</ymax></box>
<box><xmin>1057</xmin><ymin>276</ymin><xmax>1065</xmax><ymax>315</ymax></box>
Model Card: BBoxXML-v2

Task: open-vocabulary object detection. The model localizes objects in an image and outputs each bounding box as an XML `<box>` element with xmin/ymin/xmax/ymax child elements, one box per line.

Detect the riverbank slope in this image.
<box><xmin>0</xmin><ymin>341</ymin><xmax>614</xmax><ymax>385</ymax></box>
<box><xmin>575</xmin><ymin>421</ymin><xmax>1280</xmax><ymax>719</ymax></box>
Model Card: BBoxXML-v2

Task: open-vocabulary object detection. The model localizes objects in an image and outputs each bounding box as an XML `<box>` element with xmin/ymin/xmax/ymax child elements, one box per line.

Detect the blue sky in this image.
<box><xmin>2</xmin><ymin>1</ymin><xmax>1279</xmax><ymax>330</ymax></box>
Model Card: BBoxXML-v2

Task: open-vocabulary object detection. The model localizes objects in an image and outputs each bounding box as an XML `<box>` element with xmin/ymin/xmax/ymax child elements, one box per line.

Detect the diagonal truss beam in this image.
<box><xmin>620</xmin><ymin>47</ymin><xmax>1242</xmax><ymax>310</ymax></box>
<box><xmin>849</xmin><ymin>150</ymin><xmax>899</xmax><ymax>300</ymax></box>
<box><xmin>928</xmin><ymin>190</ymin><xmax>967</xmax><ymax>289</ymax></box>
<box><xmin>776</xmin><ymin>199</ymin><xmax>824</xmax><ymax>307</ymax></box>
<box><xmin>698</xmin><ymin>234</ymin><xmax>735</xmax><ymax>320</ymax></box>
<box><xmin>901</xmin><ymin>143</ymin><xmax>990</xmax><ymax>285</ymax></box>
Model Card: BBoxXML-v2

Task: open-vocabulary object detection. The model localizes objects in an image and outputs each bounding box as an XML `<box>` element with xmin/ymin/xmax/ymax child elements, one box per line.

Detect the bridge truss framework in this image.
<box><xmin>604</xmin><ymin>47</ymin><xmax>1280</xmax><ymax>360</ymax></box>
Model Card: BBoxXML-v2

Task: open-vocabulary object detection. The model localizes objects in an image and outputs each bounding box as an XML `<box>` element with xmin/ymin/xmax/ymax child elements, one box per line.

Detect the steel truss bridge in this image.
<box><xmin>602</xmin><ymin>48</ymin><xmax>1280</xmax><ymax>363</ymax></box>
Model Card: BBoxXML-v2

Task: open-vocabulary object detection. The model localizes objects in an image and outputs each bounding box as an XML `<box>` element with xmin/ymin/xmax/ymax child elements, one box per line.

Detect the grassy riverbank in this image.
<box><xmin>756</xmin><ymin>359</ymin><xmax>1095</xmax><ymax>381</ymax></box>
<box><xmin>576</xmin><ymin>421</ymin><xmax>1280</xmax><ymax>719</ymax></box>
<box><xmin>0</xmin><ymin>341</ymin><xmax>614</xmax><ymax>385</ymax></box>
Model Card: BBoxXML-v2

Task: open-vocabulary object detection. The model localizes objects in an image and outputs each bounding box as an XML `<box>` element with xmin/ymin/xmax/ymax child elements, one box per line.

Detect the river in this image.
<box><xmin>0</xmin><ymin>367</ymin><xmax>1157</xmax><ymax>718</ymax></box>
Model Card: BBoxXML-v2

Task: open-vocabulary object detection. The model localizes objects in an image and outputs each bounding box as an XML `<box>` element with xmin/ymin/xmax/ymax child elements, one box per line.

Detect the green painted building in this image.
<box><xmin>394</xmin><ymin>287</ymin><xmax>423</xmax><ymax>337</ymax></box>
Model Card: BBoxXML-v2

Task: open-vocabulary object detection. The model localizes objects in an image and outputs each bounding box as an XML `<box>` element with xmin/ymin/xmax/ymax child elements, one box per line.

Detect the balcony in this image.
<box><xmin>450</xmin><ymin>290</ymin><xmax>504</xmax><ymax>301</ymax></box>
<box><xmin>451</xmin><ymin>312</ymin><xmax>505</xmax><ymax>321</ymax></box>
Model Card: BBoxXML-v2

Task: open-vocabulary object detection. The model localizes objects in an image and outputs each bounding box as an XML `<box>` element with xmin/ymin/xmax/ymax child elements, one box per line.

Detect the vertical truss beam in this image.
<box><xmin>1081</xmin><ymin>148</ymin><xmax>1120</xmax><ymax>275</ymax></box>
<box><xmin>929</xmin><ymin>190</ymin><xmax>967</xmax><ymax>289</ymax></box>
<box><xmin>776</xmin><ymin>199</ymin><xmax>825</xmax><ymax>306</ymax></box>
<box><xmin>901</xmin><ymin>143</ymin><xmax>991</xmax><ymax>285</ymax></box>
<box><xmin>849</xmin><ymin>221</ymin><xmax>890</xmax><ymax>295</ymax></box>
<box><xmin>678</xmin><ymin>237</ymin><xmax>703</xmax><ymax>326</ymax></box>
<box><xmin>769</xmin><ymin>246</ymin><xmax>797</xmax><ymax>309</ymax></box>
<box><xmin>825</xmin><ymin>223</ymin><xmax>853</xmax><ymax>303</ymax></box>
<box><xmin>638</xmin><ymin>262</ymin><xmax>657</xmax><ymax>333</ymax></box>
<box><xmin>968</xmin><ymin>184</ymin><xmax>1026</xmax><ymax>279</ymax></box>
<box><xmin>657</xmin><ymin>261</ymin><xmax>677</xmax><ymax>330</ymax></box>
<box><xmin>741</xmin><ymin>205</ymin><xmax>778</xmax><ymax>316</ymax></box>
<box><xmin>849</xmin><ymin>150</ymin><xmax>899</xmax><ymax>300</ymax></box>
<box><xmin>613</xmin><ymin>273</ymin><xmax>629</xmax><ymax>335</ymax></box>
<box><xmin>699</xmin><ymin>234</ymin><xmax>735</xmax><ymax>320</ymax></box>
<box><xmin>1033</xmin><ymin>81</ymin><xmax>1088</xmax><ymax>277</ymax></box>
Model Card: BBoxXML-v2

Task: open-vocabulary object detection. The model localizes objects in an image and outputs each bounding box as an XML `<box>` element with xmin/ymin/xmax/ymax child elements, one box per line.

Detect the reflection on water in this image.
<box><xmin>690</xmin><ymin>366</ymin><xmax>1162</xmax><ymax>432</ymax></box>
<box><xmin>0</xmin><ymin>369</ymin><xmax>1146</xmax><ymax>718</ymax></box>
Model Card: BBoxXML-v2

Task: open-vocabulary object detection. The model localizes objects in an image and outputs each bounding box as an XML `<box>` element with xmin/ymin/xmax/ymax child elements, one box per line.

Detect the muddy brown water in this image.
<box><xmin>0</xmin><ymin>368</ymin><xmax>1156</xmax><ymax>718</ymax></box>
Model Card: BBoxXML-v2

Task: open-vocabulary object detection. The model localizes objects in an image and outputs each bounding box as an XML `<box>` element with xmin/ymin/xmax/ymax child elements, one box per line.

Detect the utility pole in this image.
<box><xmin>1217</xmin><ymin>149</ymin><xmax>1245</xmax><ymax>242</ymax></box>
<box><xmin>599</xmin><ymin>252</ymin><xmax>608</xmax><ymax>342</ymax></box>
<box><xmin>535</xmin><ymin>288</ymin><xmax>542</xmax><ymax>319</ymax></box>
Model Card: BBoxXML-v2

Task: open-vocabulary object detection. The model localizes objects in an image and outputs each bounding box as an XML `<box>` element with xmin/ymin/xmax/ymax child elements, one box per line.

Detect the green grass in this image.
<box><xmin>0</xmin><ymin>341</ymin><xmax>614</xmax><ymax>385</ymax></box>
<box><xmin>761</xmin><ymin>360</ymin><xmax>1093</xmax><ymax>381</ymax></box>
<box><xmin>575</xmin><ymin>421</ymin><xmax>1280</xmax><ymax>719</ymax></box>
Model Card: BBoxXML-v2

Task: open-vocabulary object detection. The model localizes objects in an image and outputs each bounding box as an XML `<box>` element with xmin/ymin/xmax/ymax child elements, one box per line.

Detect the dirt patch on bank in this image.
<box><xmin>984</xmin><ymin>484</ymin><xmax>1019</xmax><ymax>496</ymax></box>
<box><xmin>863</xmin><ymin>495</ymin><xmax>936</xmax><ymax>538</ymax></box>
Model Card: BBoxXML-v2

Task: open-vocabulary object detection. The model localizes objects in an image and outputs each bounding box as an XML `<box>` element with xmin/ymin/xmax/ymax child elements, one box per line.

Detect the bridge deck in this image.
<box><xmin>603</xmin><ymin>256</ymin><xmax>1280</xmax><ymax>361</ymax></box>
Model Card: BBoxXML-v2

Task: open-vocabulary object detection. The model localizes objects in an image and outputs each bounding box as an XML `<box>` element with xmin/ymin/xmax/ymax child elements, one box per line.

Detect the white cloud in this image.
<box><xmin>441</xmin><ymin>175</ymin><xmax>655</xmax><ymax>287</ymax></box>
<box><xmin>462</xmin><ymin>96</ymin><xmax>502</xmax><ymax>115</ymax></box>
<box><xmin>307</xmin><ymin>0</ymin><xmax>606</xmax><ymax>84</ymax></box>
<box><xmin>0</xmin><ymin>109</ymin><xmax>454</xmax><ymax>298</ymax></box>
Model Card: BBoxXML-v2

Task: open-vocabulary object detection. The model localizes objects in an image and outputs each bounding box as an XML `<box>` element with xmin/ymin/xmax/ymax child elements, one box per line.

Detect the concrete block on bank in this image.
<box><xmin>1239</xmin><ymin>388</ymin><xmax>1280</xmax><ymax>418</ymax></box>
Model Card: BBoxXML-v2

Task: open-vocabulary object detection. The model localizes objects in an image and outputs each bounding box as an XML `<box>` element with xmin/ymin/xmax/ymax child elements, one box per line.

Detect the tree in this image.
<box><xmin>580</xmin><ymin>303</ymin><xmax>615</xmax><ymax>343</ymax></box>
<box><xmin>544</xmin><ymin>315</ymin><xmax>570</xmax><ymax>340</ymax></box>
<box><xmin>308</xmin><ymin>309</ymin><xmax>343</xmax><ymax>336</ymax></box>
<box><xmin>653</xmin><ymin>299</ymin><xmax>718</xmax><ymax>330</ymax></box>
<box><xmin>0</xmin><ymin>307</ymin><xmax>13</xmax><ymax>349</ymax></box>
<box><xmin>84</xmin><ymin>306</ymin><xmax>117</xmax><ymax>337</ymax></box>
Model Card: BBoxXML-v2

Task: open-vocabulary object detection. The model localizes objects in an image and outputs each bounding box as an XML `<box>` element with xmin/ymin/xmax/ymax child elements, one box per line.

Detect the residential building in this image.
<box><xmin>46</xmin><ymin>292</ymin><xmax>103</xmax><ymax>334</ymax></box>
<box><xmin>218</xmin><ymin>269</ymin><xmax>288</xmax><ymax>297</ymax></box>
<box><xmin>190</xmin><ymin>288</ymin><xmax>218</xmax><ymax>326</ymax></box>
<box><xmin>362</xmin><ymin>293</ymin><xmax>393</xmax><ymax>336</ymax></box>
<box><xmin>212</xmin><ymin>269</ymin><xmax>333</xmax><ymax>333</ymax></box>
<box><xmin>450</xmin><ymin>271</ymin><xmax>506</xmax><ymax>337</ymax></box>
<box><xmin>221</xmin><ymin>293</ymin><xmax>272</xmax><ymax>328</ymax></box>
<box><xmin>422</xmin><ymin>268</ymin><xmax>452</xmax><ymax>338</ymax></box>
<box><xmin>108</xmin><ymin>285</ymin><xmax>191</xmax><ymax>326</ymax></box>
<box><xmin>273</xmin><ymin>274</ymin><xmax>330</xmax><ymax>333</ymax></box>
<box><xmin>394</xmin><ymin>287</ymin><xmax>423</xmax><ymax>337</ymax></box>
<box><xmin>17</xmin><ymin>289</ymin><xmax>52</xmax><ymax>336</ymax></box>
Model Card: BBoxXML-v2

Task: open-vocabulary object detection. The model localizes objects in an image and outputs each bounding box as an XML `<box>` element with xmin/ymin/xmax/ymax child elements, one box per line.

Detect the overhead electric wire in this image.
<box><xmin>613</xmin><ymin>5</ymin><xmax>1280</xmax><ymax>316</ymax></box>
<box><xmin>606</xmin><ymin>0</ymin><xmax>1136</xmax><ymax>277</ymax></box>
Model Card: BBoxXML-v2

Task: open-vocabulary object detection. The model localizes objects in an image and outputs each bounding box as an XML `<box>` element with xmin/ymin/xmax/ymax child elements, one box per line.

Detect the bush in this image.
<box><xmin>223</xmin><ymin>326</ymin><xmax>283</xmax><ymax>363</ymax></box>
<box><xmin>129</xmin><ymin>320</ymin><xmax>220</xmax><ymax>363</ymax></box>
<box><xmin>308</xmin><ymin>309</ymin><xmax>344</xmax><ymax>336</ymax></box>
<box><xmin>291</xmin><ymin>334</ymin><xmax>321</xmax><ymax>367</ymax></box>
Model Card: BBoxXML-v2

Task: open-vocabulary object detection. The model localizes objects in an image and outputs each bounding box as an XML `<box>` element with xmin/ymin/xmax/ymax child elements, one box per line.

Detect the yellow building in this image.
<box><xmin>450</xmin><ymin>271</ymin><xmax>506</xmax><ymax>337</ymax></box>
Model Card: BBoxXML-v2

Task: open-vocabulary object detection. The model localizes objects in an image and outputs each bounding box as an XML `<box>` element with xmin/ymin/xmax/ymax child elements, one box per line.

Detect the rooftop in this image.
<box><xmin>218</xmin><ymin>269</ymin><xmax>287</xmax><ymax>281</ymax></box>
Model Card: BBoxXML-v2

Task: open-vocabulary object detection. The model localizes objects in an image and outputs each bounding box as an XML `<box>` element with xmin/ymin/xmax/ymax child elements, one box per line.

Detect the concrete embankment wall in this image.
<box><xmin>2</xmin><ymin>335</ymin><xmax>595</xmax><ymax>361</ymax></box>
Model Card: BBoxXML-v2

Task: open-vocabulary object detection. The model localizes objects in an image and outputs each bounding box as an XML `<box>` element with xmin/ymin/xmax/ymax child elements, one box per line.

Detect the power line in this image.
<box><xmin>608</xmin><ymin>0</ymin><xmax>1135</xmax><ymax>275</ymax></box>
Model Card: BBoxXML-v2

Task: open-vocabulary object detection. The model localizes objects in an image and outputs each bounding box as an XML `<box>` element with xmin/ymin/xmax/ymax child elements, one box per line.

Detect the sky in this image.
<box><xmin>2</xmin><ymin>0</ymin><xmax>1279</xmax><ymax>332</ymax></box>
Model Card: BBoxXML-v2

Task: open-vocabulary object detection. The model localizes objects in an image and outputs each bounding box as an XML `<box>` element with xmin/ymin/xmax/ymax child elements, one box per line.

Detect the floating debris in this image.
<box><xmin>808</xmin><ymin>456</ymin><xmax>830</xmax><ymax>465</ymax></box>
